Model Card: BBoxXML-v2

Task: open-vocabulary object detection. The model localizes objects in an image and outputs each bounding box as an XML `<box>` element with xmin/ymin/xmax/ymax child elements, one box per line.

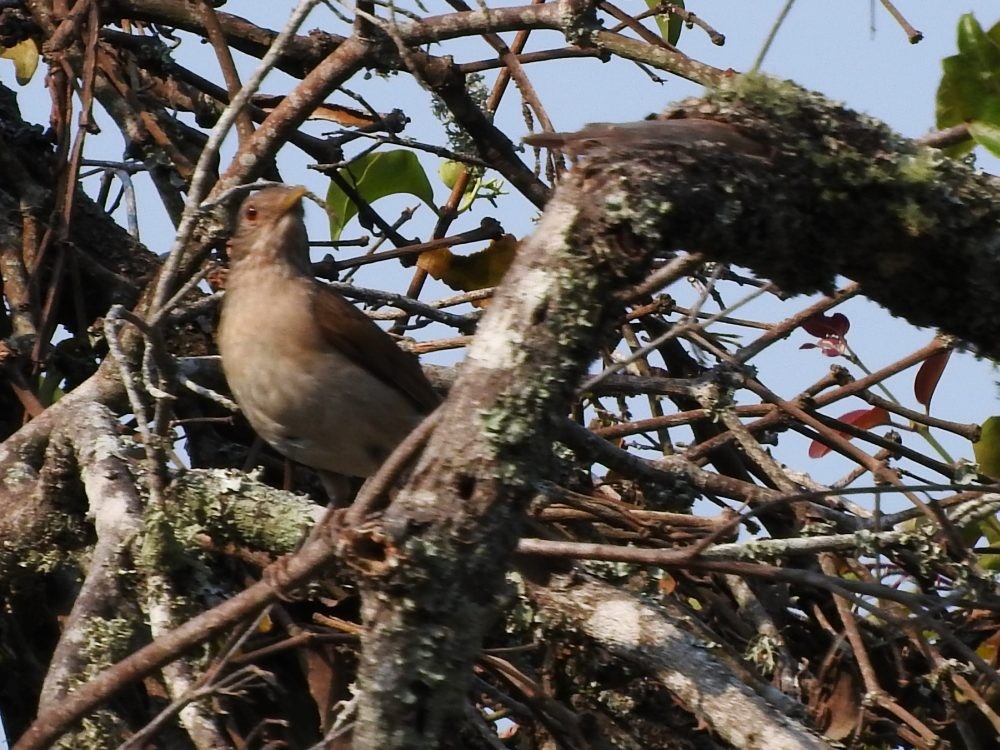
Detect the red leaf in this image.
<box><xmin>809</xmin><ymin>407</ymin><xmax>891</xmax><ymax>458</ymax></box>
<box><xmin>914</xmin><ymin>348</ymin><xmax>952</xmax><ymax>411</ymax></box>
<box><xmin>808</xmin><ymin>441</ymin><xmax>830</xmax><ymax>459</ymax></box>
<box><xmin>801</xmin><ymin>312</ymin><xmax>850</xmax><ymax>338</ymax></box>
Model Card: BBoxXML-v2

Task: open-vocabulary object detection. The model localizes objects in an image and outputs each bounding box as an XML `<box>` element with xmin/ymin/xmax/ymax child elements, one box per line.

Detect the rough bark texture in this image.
<box><xmin>526</xmin><ymin>571</ymin><xmax>826</xmax><ymax>750</ymax></box>
<box><xmin>346</xmin><ymin>173</ymin><xmax>665</xmax><ymax>747</ymax></box>
<box><xmin>587</xmin><ymin>76</ymin><xmax>1000</xmax><ymax>356</ymax></box>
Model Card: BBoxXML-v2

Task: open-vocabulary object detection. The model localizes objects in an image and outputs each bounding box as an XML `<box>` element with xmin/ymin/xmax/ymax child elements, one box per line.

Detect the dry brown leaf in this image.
<box><xmin>417</xmin><ymin>235</ymin><xmax>519</xmax><ymax>307</ymax></box>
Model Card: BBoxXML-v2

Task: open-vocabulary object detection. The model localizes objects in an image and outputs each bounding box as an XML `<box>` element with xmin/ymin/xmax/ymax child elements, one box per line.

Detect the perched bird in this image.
<box><xmin>218</xmin><ymin>185</ymin><xmax>439</xmax><ymax>503</ymax></box>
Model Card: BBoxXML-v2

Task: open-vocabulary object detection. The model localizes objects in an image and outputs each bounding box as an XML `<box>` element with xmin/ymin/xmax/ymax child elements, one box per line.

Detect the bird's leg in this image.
<box><xmin>264</xmin><ymin>475</ymin><xmax>352</xmax><ymax>596</ymax></box>
<box><xmin>320</xmin><ymin>470</ymin><xmax>357</xmax><ymax>508</ymax></box>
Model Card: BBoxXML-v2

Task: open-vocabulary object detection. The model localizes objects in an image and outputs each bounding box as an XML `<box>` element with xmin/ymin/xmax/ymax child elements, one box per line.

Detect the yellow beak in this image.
<box><xmin>277</xmin><ymin>185</ymin><xmax>308</xmax><ymax>215</ymax></box>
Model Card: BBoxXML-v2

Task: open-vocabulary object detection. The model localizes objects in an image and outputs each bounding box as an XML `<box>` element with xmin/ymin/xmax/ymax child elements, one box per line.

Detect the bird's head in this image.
<box><xmin>228</xmin><ymin>185</ymin><xmax>311</xmax><ymax>272</ymax></box>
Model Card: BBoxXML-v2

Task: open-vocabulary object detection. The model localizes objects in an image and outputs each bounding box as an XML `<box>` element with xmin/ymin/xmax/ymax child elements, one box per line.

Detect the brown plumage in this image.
<box><xmin>524</xmin><ymin>117</ymin><xmax>767</xmax><ymax>157</ymax></box>
<box><xmin>218</xmin><ymin>185</ymin><xmax>437</xmax><ymax>498</ymax></box>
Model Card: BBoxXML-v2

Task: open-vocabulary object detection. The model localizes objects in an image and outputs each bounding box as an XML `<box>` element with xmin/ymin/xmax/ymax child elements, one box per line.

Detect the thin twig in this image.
<box><xmin>878</xmin><ymin>0</ymin><xmax>922</xmax><ymax>43</ymax></box>
<box><xmin>149</xmin><ymin>0</ymin><xmax>323</xmax><ymax>317</ymax></box>
<box><xmin>750</xmin><ymin>0</ymin><xmax>796</xmax><ymax>73</ymax></box>
<box><xmin>581</xmin><ymin>268</ymin><xmax>770</xmax><ymax>393</ymax></box>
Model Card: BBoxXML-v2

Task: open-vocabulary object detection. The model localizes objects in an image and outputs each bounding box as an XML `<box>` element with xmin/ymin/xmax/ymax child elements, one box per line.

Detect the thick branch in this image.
<box><xmin>39</xmin><ymin>402</ymin><xmax>144</xmax><ymax>706</ymax></box>
<box><xmin>526</xmin><ymin>572</ymin><xmax>829</xmax><ymax>749</ymax></box>
<box><xmin>342</xmin><ymin>204</ymin><xmax>698</xmax><ymax>748</ymax></box>
<box><xmin>556</xmin><ymin>76</ymin><xmax>1000</xmax><ymax>357</ymax></box>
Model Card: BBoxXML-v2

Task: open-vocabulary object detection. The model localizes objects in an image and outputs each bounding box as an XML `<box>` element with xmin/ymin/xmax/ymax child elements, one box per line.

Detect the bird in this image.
<box><xmin>217</xmin><ymin>185</ymin><xmax>439</xmax><ymax>504</ymax></box>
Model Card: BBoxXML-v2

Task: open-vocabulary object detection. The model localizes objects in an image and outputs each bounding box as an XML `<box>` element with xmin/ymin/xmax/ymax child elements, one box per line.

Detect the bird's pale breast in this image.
<box><xmin>219</xmin><ymin>268</ymin><xmax>422</xmax><ymax>477</ymax></box>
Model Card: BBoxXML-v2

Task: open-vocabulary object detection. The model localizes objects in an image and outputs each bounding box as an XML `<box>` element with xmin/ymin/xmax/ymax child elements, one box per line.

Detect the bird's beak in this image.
<box><xmin>277</xmin><ymin>186</ymin><xmax>308</xmax><ymax>215</ymax></box>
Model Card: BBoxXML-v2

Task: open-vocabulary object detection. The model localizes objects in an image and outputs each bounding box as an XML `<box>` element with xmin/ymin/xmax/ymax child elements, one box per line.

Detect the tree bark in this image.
<box><xmin>526</xmin><ymin>571</ymin><xmax>829</xmax><ymax>750</ymax></box>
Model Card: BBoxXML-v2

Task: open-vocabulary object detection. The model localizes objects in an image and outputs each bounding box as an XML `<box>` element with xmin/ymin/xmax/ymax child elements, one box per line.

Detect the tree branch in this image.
<box><xmin>525</xmin><ymin>571</ymin><xmax>829</xmax><ymax>749</ymax></box>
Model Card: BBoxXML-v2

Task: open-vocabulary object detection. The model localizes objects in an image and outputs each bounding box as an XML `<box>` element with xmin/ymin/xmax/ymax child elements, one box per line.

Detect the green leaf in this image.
<box><xmin>969</xmin><ymin>120</ymin><xmax>1000</xmax><ymax>156</ymax></box>
<box><xmin>667</xmin><ymin>0</ymin><xmax>685</xmax><ymax>46</ymax></box>
<box><xmin>969</xmin><ymin>98</ymin><xmax>1000</xmax><ymax>156</ymax></box>
<box><xmin>936</xmin><ymin>55</ymin><xmax>983</xmax><ymax>129</ymax></box>
<box><xmin>956</xmin><ymin>13</ymin><xmax>1000</xmax><ymax>70</ymax></box>
<box><xmin>643</xmin><ymin>0</ymin><xmax>684</xmax><ymax>47</ymax></box>
<box><xmin>936</xmin><ymin>14</ymin><xmax>1000</xmax><ymax>156</ymax></box>
<box><xmin>36</xmin><ymin>371</ymin><xmax>65</xmax><ymax>406</ymax></box>
<box><xmin>437</xmin><ymin>159</ymin><xmax>477</xmax><ymax>211</ymax></box>
<box><xmin>326</xmin><ymin>150</ymin><xmax>436</xmax><ymax>240</ymax></box>
<box><xmin>974</xmin><ymin>515</ymin><xmax>1000</xmax><ymax>570</ymax></box>
<box><xmin>981</xmin><ymin>515</ymin><xmax>1000</xmax><ymax>544</ymax></box>
<box><xmin>438</xmin><ymin>159</ymin><xmax>466</xmax><ymax>189</ymax></box>
<box><xmin>974</xmin><ymin>416</ymin><xmax>1000</xmax><ymax>477</ymax></box>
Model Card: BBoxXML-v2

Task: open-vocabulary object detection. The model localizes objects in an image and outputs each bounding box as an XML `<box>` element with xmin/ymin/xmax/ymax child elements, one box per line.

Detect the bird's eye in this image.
<box><xmin>244</xmin><ymin>205</ymin><xmax>258</xmax><ymax>221</ymax></box>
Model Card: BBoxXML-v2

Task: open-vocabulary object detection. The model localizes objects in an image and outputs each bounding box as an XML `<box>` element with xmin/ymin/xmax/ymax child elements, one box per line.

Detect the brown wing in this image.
<box><xmin>309</xmin><ymin>283</ymin><xmax>440</xmax><ymax>413</ymax></box>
